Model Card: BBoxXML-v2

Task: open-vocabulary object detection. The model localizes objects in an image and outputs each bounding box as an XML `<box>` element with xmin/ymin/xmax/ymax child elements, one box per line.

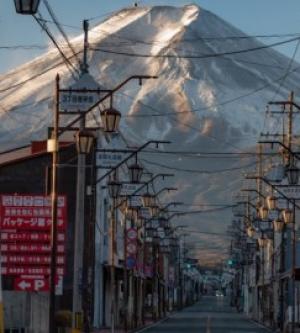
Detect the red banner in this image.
<box><xmin>0</xmin><ymin>194</ymin><xmax>68</xmax><ymax>285</ymax></box>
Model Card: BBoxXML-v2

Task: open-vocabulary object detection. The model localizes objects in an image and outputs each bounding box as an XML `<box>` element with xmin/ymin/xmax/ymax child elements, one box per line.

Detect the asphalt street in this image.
<box><xmin>139</xmin><ymin>296</ymin><xmax>272</xmax><ymax>333</ymax></box>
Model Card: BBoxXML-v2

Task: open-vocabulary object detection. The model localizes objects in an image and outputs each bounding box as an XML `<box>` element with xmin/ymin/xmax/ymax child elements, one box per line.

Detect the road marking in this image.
<box><xmin>135</xmin><ymin>316</ymin><xmax>169</xmax><ymax>332</ymax></box>
<box><xmin>206</xmin><ymin>316</ymin><xmax>211</xmax><ymax>333</ymax></box>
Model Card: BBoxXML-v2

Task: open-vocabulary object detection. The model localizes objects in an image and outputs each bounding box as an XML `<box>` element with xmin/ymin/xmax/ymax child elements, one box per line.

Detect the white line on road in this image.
<box><xmin>206</xmin><ymin>316</ymin><xmax>211</xmax><ymax>333</ymax></box>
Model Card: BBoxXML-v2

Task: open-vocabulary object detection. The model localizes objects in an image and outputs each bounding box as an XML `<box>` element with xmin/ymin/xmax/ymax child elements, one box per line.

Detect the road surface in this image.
<box><xmin>139</xmin><ymin>296</ymin><xmax>272</xmax><ymax>332</ymax></box>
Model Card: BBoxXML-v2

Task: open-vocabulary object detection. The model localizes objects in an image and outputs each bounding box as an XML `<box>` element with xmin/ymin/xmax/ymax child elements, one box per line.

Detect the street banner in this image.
<box><xmin>127</xmin><ymin>196</ymin><xmax>143</xmax><ymax>208</ymax></box>
<box><xmin>96</xmin><ymin>151</ymin><xmax>127</xmax><ymax>169</ymax></box>
<box><xmin>119</xmin><ymin>183</ymin><xmax>140</xmax><ymax>196</ymax></box>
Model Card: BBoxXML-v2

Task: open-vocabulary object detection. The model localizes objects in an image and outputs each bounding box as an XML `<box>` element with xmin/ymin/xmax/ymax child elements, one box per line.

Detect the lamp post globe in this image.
<box><xmin>14</xmin><ymin>0</ymin><xmax>40</xmax><ymax>14</ymax></box>
<box><xmin>107</xmin><ymin>180</ymin><xmax>122</xmax><ymax>199</ymax></box>
<box><xmin>266</xmin><ymin>195</ymin><xmax>277</xmax><ymax>210</ymax></box>
<box><xmin>100</xmin><ymin>107</ymin><xmax>121</xmax><ymax>133</ymax></box>
<box><xmin>259</xmin><ymin>205</ymin><xmax>269</xmax><ymax>220</ymax></box>
<box><xmin>282</xmin><ymin>208</ymin><xmax>294</xmax><ymax>224</ymax></box>
<box><xmin>273</xmin><ymin>219</ymin><xmax>284</xmax><ymax>232</ymax></box>
<box><xmin>287</xmin><ymin>164</ymin><xmax>299</xmax><ymax>185</ymax></box>
<box><xmin>128</xmin><ymin>163</ymin><xmax>143</xmax><ymax>184</ymax></box>
<box><xmin>247</xmin><ymin>226</ymin><xmax>255</xmax><ymax>238</ymax></box>
<box><xmin>258</xmin><ymin>237</ymin><xmax>267</xmax><ymax>248</ymax></box>
<box><xmin>75</xmin><ymin>130</ymin><xmax>95</xmax><ymax>154</ymax></box>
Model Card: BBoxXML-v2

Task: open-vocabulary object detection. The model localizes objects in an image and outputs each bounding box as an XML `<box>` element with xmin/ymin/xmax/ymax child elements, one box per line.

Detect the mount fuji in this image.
<box><xmin>1</xmin><ymin>5</ymin><xmax>299</xmax><ymax>265</ymax></box>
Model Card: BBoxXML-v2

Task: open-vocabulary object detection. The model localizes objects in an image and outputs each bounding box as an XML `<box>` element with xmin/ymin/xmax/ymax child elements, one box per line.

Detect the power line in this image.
<box><xmin>141</xmin><ymin>158</ymin><xmax>257</xmax><ymax>174</ymax></box>
<box><xmin>0</xmin><ymin>52</ymin><xmax>82</xmax><ymax>94</ymax></box>
<box><xmin>90</xmin><ymin>36</ymin><xmax>300</xmax><ymax>59</ymax></box>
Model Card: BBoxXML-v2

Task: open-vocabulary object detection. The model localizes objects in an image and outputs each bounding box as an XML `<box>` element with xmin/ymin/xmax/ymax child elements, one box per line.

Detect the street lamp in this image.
<box><xmin>107</xmin><ymin>179</ymin><xmax>122</xmax><ymax>199</ymax></box>
<box><xmin>282</xmin><ymin>208</ymin><xmax>294</xmax><ymax>224</ymax></box>
<box><xmin>287</xmin><ymin>162</ymin><xmax>300</xmax><ymax>185</ymax></box>
<box><xmin>128</xmin><ymin>162</ymin><xmax>143</xmax><ymax>184</ymax></box>
<box><xmin>75</xmin><ymin>130</ymin><xmax>95</xmax><ymax>154</ymax></box>
<box><xmin>247</xmin><ymin>226</ymin><xmax>255</xmax><ymax>238</ymax></box>
<box><xmin>14</xmin><ymin>0</ymin><xmax>40</xmax><ymax>14</ymax></box>
<box><xmin>273</xmin><ymin>219</ymin><xmax>284</xmax><ymax>232</ymax></box>
<box><xmin>100</xmin><ymin>107</ymin><xmax>121</xmax><ymax>132</ymax></box>
<box><xmin>266</xmin><ymin>195</ymin><xmax>277</xmax><ymax>210</ymax></box>
<box><xmin>258</xmin><ymin>205</ymin><xmax>269</xmax><ymax>220</ymax></box>
<box><xmin>258</xmin><ymin>237</ymin><xmax>268</xmax><ymax>248</ymax></box>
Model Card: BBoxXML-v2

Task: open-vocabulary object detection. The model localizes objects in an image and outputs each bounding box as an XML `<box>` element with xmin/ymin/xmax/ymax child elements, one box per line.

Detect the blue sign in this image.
<box><xmin>126</xmin><ymin>257</ymin><xmax>136</xmax><ymax>269</ymax></box>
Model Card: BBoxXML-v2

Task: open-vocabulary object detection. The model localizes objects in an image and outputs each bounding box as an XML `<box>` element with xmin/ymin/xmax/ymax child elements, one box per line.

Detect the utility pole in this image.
<box><xmin>110</xmin><ymin>196</ymin><xmax>117</xmax><ymax>333</ymax></box>
<box><xmin>72</xmin><ymin>19</ymin><xmax>89</xmax><ymax>331</ymax></box>
<box><xmin>49</xmin><ymin>74</ymin><xmax>59</xmax><ymax>333</ymax></box>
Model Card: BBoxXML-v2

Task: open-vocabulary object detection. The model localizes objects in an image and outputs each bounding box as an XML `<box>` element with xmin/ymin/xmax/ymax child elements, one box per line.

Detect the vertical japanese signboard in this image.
<box><xmin>0</xmin><ymin>194</ymin><xmax>67</xmax><ymax>294</ymax></box>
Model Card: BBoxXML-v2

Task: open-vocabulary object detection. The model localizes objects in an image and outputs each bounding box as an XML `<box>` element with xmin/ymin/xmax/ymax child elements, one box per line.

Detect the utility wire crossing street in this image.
<box><xmin>138</xmin><ymin>297</ymin><xmax>272</xmax><ymax>333</ymax></box>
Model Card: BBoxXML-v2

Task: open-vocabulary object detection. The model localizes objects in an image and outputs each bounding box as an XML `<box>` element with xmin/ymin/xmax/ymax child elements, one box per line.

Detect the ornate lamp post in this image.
<box><xmin>75</xmin><ymin>130</ymin><xmax>95</xmax><ymax>154</ymax></box>
<box><xmin>128</xmin><ymin>161</ymin><xmax>143</xmax><ymax>184</ymax></box>
<box><xmin>266</xmin><ymin>195</ymin><xmax>277</xmax><ymax>210</ymax></box>
<box><xmin>100</xmin><ymin>107</ymin><xmax>121</xmax><ymax>133</ymax></box>
<box><xmin>286</xmin><ymin>161</ymin><xmax>299</xmax><ymax>186</ymax></box>
<box><xmin>282</xmin><ymin>208</ymin><xmax>293</xmax><ymax>224</ymax></box>
<box><xmin>14</xmin><ymin>0</ymin><xmax>40</xmax><ymax>14</ymax></box>
<box><xmin>107</xmin><ymin>175</ymin><xmax>122</xmax><ymax>333</ymax></box>
<box><xmin>247</xmin><ymin>226</ymin><xmax>256</xmax><ymax>238</ymax></box>
<box><xmin>258</xmin><ymin>204</ymin><xmax>269</xmax><ymax>221</ymax></box>
<box><xmin>273</xmin><ymin>219</ymin><xmax>285</xmax><ymax>232</ymax></box>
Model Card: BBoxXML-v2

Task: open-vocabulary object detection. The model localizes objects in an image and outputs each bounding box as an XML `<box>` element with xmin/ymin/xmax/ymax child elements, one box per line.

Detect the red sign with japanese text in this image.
<box><xmin>0</xmin><ymin>195</ymin><xmax>67</xmax><ymax>230</ymax></box>
<box><xmin>0</xmin><ymin>194</ymin><xmax>68</xmax><ymax>292</ymax></box>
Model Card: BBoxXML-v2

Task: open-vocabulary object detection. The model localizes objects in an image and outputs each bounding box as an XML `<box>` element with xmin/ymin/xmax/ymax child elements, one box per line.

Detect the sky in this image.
<box><xmin>1</xmin><ymin>0</ymin><xmax>300</xmax><ymax>74</ymax></box>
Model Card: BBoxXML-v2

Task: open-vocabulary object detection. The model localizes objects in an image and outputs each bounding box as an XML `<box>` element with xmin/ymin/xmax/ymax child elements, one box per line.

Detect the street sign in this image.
<box><xmin>0</xmin><ymin>194</ymin><xmax>68</xmax><ymax>290</ymax></box>
<box><xmin>126</xmin><ymin>257</ymin><xmax>136</xmax><ymax>269</ymax></box>
<box><xmin>127</xmin><ymin>228</ymin><xmax>138</xmax><ymax>241</ymax></box>
<box><xmin>14</xmin><ymin>276</ymin><xmax>63</xmax><ymax>295</ymax></box>
<box><xmin>127</xmin><ymin>196</ymin><xmax>143</xmax><ymax>208</ymax></box>
<box><xmin>126</xmin><ymin>243</ymin><xmax>137</xmax><ymax>255</ymax></box>
<box><xmin>119</xmin><ymin>184</ymin><xmax>140</xmax><ymax>196</ymax></box>
<box><xmin>0</xmin><ymin>194</ymin><xmax>67</xmax><ymax>230</ymax></box>
<box><xmin>59</xmin><ymin>73</ymin><xmax>102</xmax><ymax>113</ymax></box>
<box><xmin>96</xmin><ymin>151</ymin><xmax>126</xmax><ymax>168</ymax></box>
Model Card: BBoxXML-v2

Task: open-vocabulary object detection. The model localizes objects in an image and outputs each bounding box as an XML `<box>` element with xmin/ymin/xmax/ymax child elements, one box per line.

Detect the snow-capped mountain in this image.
<box><xmin>1</xmin><ymin>5</ymin><xmax>299</xmax><ymax>265</ymax></box>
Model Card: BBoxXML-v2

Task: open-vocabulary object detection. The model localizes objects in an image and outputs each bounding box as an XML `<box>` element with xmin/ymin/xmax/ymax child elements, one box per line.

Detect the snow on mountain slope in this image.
<box><xmin>1</xmin><ymin>5</ymin><xmax>300</xmax><ymax>265</ymax></box>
